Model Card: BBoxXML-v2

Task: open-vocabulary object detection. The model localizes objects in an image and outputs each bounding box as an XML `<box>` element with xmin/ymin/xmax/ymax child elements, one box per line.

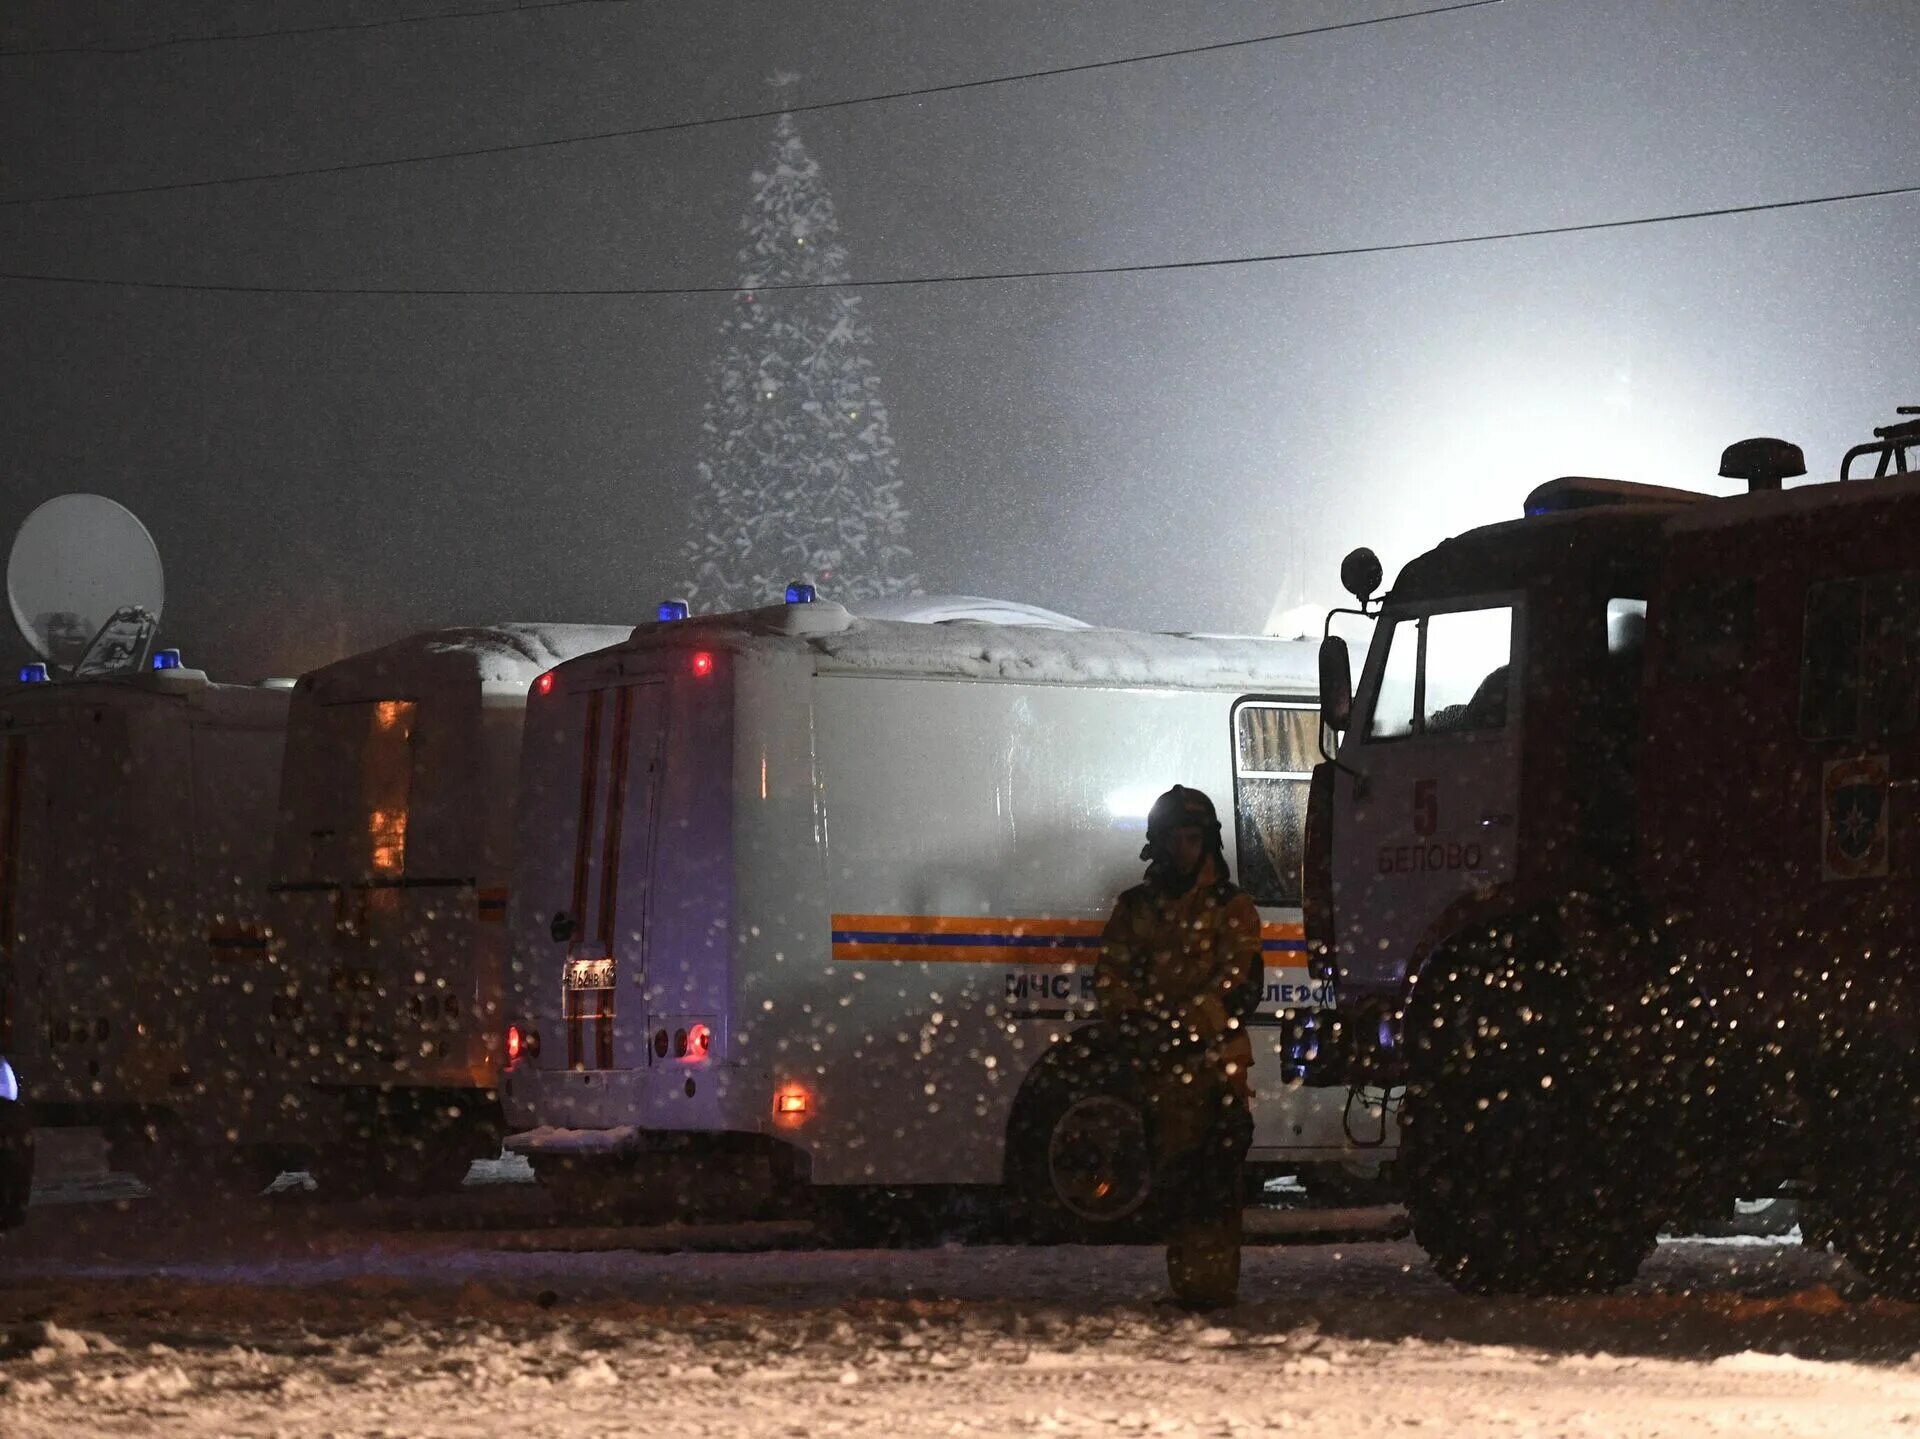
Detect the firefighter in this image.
<box><xmin>1096</xmin><ymin>784</ymin><xmax>1263</xmax><ymax>1308</ymax></box>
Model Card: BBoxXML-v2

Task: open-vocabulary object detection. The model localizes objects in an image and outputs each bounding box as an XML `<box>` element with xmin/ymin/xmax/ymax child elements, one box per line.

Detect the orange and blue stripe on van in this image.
<box><xmin>829</xmin><ymin>914</ymin><xmax>1306</xmax><ymax>964</ymax></box>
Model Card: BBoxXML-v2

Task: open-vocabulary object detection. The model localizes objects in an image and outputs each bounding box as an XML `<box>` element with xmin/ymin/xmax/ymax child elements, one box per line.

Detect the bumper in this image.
<box><xmin>502</xmin><ymin>1061</ymin><xmax>768</xmax><ymax>1136</ymax></box>
<box><xmin>505</xmin><ymin>1124</ymin><xmax>642</xmax><ymax>1159</ymax></box>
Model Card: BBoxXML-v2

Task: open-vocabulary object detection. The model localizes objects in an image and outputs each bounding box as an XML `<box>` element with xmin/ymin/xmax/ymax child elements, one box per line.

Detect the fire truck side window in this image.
<box><xmin>1800</xmin><ymin>574</ymin><xmax>1920</xmax><ymax>740</ymax></box>
<box><xmin>1422</xmin><ymin>608</ymin><xmax>1513</xmax><ymax>733</ymax></box>
<box><xmin>1231</xmin><ymin>701</ymin><xmax>1317</xmax><ymax>905</ymax></box>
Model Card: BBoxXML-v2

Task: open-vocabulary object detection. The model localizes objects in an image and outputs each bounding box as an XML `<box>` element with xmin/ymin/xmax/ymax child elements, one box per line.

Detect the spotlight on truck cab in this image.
<box><xmin>1339</xmin><ymin>548</ymin><xmax>1383</xmax><ymax>607</ymax></box>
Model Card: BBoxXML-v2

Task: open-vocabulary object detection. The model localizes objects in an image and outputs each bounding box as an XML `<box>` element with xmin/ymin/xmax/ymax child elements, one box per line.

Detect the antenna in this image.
<box><xmin>7</xmin><ymin>494</ymin><xmax>165</xmax><ymax>678</ymax></box>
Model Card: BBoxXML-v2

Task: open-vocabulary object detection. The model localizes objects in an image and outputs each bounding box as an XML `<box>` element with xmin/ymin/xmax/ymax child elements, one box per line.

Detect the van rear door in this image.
<box><xmin>550</xmin><ymin>680</ymin><xmax>668</xmax><ymax>1071</ymax></box>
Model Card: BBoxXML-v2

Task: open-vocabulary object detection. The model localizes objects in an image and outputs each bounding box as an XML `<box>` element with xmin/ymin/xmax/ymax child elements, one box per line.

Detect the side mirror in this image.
<box><xmin>1340</xmin><ymin>548</ymin><xmax>1384</xmax><ymax>607</ymax></box>
<box><xmin>1319</xmin><ymin>635</ymin><xmax>1353</xmax><ymax>733</ymax></box>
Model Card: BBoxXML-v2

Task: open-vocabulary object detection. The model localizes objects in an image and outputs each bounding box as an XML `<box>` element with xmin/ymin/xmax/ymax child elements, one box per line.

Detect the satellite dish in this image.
<box><xmin>7</xmin><ymin>494</ymin><xmax>165</xmax><ymax>677</ymax></box>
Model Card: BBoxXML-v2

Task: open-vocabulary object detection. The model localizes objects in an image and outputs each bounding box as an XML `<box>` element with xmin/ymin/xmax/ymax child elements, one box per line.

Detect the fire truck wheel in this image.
<box><xmin>1823</xmin><ymin>1155</ymin><xmax>1920</xmax><ymax>1299</ymax></box>
<box><xmin>1011</xmin><ymin>1074</ymin><xmax>1164</xmax><ymax>1244</ymax></box>
<box><xmin>1402</xmin><ymin>954</ymin><xmax>1660</xmax><ymax>1296</ymax></box>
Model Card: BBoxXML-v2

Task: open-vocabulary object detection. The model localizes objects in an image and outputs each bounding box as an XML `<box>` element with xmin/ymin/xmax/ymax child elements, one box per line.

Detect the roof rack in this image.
<box><xmin>1841</xmin><ymin>406</ymin><xmax>1920</xmax><ymax>482</ymax></box>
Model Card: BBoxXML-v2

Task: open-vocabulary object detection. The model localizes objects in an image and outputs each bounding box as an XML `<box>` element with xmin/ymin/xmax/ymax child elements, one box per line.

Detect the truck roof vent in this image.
<box><xmin>1523</xmin><ymin>476</ymin><xmax>1712</xmax><ymax>516</ymax></box>
<box><xmin>1719</xmin><ymin>437</ymin><xmax>1806</xmax><ymax>493</ymax></box>
<box><xmin>1841</xmin><ymin>407</ymin><xmax>1920</xmax><ymax>483</ymax></box>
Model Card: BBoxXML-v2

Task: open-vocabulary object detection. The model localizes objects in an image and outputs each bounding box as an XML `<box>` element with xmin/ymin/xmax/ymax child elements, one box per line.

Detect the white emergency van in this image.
<box><xmin>0</xmin><ymin>659</ymin><xmax>293</xmax><ymax>1195</ymax></box>
<box><xmin>267</xmin><ymin>624</ymin><xmax>630</xmax><ymax>1193</ymax></box>
<box><xmin>502</xmin><ymin>595</ymin><xmax>1396</xmax><ymax>1234</ymax></box>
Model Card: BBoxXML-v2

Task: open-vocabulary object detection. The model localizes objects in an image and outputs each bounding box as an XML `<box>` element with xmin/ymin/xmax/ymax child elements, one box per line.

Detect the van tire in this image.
<box><xmin>1009</xmin><ymin>1050</ymin><xmax>1164</xmax><ymax>1244</ymax></box>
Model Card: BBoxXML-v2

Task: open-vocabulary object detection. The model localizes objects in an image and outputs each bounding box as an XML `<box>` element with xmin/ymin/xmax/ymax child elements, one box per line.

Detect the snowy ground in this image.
<box><xmin>3</xmin><ymin>1147</ymin><xmax>1919</xmax><ymax>1436</ymax></box>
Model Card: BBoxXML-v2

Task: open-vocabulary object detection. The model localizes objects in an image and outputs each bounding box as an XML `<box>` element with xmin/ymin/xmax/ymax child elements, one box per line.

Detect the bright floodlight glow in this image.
<box><xmin>1105</xmin><ymin>785</ymin><xmax>1164</xmax><ymax>821</ymax></box>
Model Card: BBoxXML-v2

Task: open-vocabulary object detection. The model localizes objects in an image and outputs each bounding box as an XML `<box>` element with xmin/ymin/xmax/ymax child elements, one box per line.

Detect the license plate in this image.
<box><xmin>565</xmin><ymin>957</ymin><xmax>616</xmax><ymax>991</ymax></box>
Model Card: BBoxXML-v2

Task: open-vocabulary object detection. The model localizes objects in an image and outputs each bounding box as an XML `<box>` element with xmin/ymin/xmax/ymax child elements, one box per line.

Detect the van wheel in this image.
<box><xmin>1403</xmin><ymin>952</ymin><xmax>1660</xmax><ymax>1295</ymax></box>
<box><xmin>1012</xmin><ymin>1077</ymin><xmax>1162</xmax><ymax>1244</ymax></box>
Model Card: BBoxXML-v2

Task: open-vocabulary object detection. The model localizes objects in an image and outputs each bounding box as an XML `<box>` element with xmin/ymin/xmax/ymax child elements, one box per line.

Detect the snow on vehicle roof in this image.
<box><xmin>810</xmin><ymin>619</ymin><xmax>1319</xmax><ymax>690</ymax></box>
<box><xmin>303</xmin><ymin>623</ymin><xmax>634</xmax><ymax>694</ymax></box>
<box><xmin>0</xmin><ymin>667</ymin><xmax>289</xmax><ymax>722</ymax></box>
<box><xmin>850</xmin><ymin>594</ymin><xmax>1091</xmax><ymax>629</ymax></box>
<box><xmin>618</xmin><ymin>602</ymin><xmax>1319</xmax><ymax>692</ymax></box>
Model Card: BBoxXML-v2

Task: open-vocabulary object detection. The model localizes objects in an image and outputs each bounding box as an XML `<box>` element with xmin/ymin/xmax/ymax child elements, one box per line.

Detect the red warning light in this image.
<box><xmin>506</xmin><ymin>1024</ymin><xmax>524</xmax><ymax>1064</ymax></box>
<box><xmin>684</xmin><ymin>1023</ymin><xmax>712</xmax><ymax>1062</ymax></box>
<box><xmin>691</xmin><ymin>652</ymin><xmax>714</xmax><ymax>678</ymax></box>
<box><xmin>535</xmin><ymin>672</ymin><xmax>555</xmax><ymax>696</ymax></box>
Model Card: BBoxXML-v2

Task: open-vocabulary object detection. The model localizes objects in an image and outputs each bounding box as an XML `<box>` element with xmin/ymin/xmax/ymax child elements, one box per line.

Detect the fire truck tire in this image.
<box><xmin>1821</xmin><ymin>1141</ymin><xmax>1920</xmax><ymax>1298</ymax></box>
<box><xmin>1401</xmin><ymin>951</ymin><xmax>1660</xmax><ymax>1296</ymax></box>
<box><xmin>1009</xmin><ymin>1067</ymin><xmax>1165</xmax><ymax>1244</ymax></box>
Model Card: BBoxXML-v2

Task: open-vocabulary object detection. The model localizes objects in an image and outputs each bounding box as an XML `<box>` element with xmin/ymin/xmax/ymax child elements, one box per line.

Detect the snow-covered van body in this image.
<box><xmin>503</xmin><ymin>598</ymin><xmax>1392</xmax><ymax>1221</ymax></box>
<box><xmin>267</xmin><ymin>624</ymin><xmax>630</xmax><ymax>1191</ymax></box>
<box><xmin>0</xmin><ymin>664</ymin><xmax>291</xmax><ymax>1190</ymax></box>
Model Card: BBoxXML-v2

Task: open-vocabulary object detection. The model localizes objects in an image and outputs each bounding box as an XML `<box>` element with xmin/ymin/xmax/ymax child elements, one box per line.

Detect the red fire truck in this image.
<box><xmin>1305</xmin><ymin>407</ymin><xmax>1920</xmax><ymax>1296</ymax></box>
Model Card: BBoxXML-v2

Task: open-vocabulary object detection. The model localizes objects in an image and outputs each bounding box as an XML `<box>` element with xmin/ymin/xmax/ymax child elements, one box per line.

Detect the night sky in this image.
<box><xmin>3</xmin><ymin>0</ymin><xmax>1916</xmax><ymax>680</ymax></box>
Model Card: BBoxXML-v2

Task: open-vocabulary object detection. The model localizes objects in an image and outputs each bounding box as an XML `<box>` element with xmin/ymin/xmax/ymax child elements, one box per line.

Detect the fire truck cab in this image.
<box><xmin>1307</xmin><ymin>408</ymin><xmax>1920</xmax><ymax>1297</ymax></box>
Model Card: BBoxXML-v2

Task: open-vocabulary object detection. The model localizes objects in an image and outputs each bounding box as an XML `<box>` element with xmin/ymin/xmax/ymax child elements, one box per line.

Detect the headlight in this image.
<box><xmin>0</xmin><ymin>1059</ymin><xmax>18</xmax><ymax>1104</ymax></box>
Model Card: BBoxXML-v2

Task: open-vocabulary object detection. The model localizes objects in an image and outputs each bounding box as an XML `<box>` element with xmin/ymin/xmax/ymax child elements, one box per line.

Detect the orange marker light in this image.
<box><xmin>691</xmin><ymin>651</ymin><xmax>715</xmax><ymax>678</ymax></box>
<box><xmin>773</xmin><ymin>1083</ymin><xmax>811</xmax><ymax>1123</ymax></box>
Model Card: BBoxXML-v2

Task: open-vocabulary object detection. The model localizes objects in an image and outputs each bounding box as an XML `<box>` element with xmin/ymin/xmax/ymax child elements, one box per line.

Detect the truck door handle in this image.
<box><xmin>1479</xmin><ymin>812</ymin><xmax>1514</xmax><ymax>828</ymax></box>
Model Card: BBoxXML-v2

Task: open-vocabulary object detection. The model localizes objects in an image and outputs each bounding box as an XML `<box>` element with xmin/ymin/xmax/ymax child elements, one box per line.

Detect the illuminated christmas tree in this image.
<box><xmin>680</xmin><ymin>103</ymin><xmax>917</xmax><ymax>611</ymax></box>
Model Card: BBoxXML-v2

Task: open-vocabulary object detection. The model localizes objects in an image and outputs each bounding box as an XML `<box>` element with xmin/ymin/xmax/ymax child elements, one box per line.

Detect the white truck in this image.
<box><xmin>502</xmin><ymin>593</ymin><xmax>1395</xmax><ymax>1235</ymax></box>
<box><xmin>0</xmin><ymin>658</ymin><xmax>293</xmax><ymax>1196</ymax></box>
<box><xmin>266</xmin><ymin>624</ymin><xmax>630</xmax><ymax>1193</ymax></box>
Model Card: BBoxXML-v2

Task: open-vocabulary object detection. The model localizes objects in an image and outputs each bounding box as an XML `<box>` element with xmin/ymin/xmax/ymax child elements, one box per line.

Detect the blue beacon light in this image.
<box><xmin>18</xmin><ymin>663</ymin><xmax>48</xmax><ymax>684</ymax></box>
<box><xmin>785</xmin><ymin>582</ymin><xmax>817</xmax><ymax>605</ymax></box>
<box><xmin>657</xmin><ymin>599</ymin><xmax>691</xmax><ymax>623</ymax></box>
<box><xmin>152</xmin><ymin>649</ymin><xmax>182</xmax><ymax>671</ymax></box>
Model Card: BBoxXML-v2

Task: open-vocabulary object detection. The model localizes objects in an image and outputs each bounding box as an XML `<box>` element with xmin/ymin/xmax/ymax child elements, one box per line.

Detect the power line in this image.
<box><xmin>3</xmin><ymin>180</ymin><xmax>1913</xmax><ymax>298</ymax></box>
<box><xmin>0</xmin><ymin>0</ymin><xmax>629</xmax><ymax>59</ymax></box>
<box><xmin>0</xmin><ymin>0</ymin><xmax>1502</xmax><ymax>208</ymax></box>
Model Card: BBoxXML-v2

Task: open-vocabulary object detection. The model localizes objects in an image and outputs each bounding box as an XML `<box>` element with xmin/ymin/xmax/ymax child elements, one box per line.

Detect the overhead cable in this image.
<box><xmin>0</xmin><ymin>0</ymin><xmax>1501</xmax><ymax>208</ymax></box>
<box><xmin>0</xmin><ymin>0</ymin><xmax>629</xmax><ymax>60</ymax></box>
<box><xmin>2</xmin><ymin>180</ymin><xmax>1913</xmax><ymax>298</ymax></box>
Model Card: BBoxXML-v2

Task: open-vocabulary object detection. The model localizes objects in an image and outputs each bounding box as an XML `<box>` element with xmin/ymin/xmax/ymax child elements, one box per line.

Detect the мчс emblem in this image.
<box><xmin>1823</xmin><ymin>755</ymin><xmax>1890</xmax><ymax>880</ymax></box>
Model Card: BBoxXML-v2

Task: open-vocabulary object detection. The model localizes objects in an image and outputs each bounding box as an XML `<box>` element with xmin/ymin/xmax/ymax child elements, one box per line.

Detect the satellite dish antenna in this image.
<box><xmin>7</xmin><ymin>494</ymin><xmax>165</xmax><ymax>678</ymax></box>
